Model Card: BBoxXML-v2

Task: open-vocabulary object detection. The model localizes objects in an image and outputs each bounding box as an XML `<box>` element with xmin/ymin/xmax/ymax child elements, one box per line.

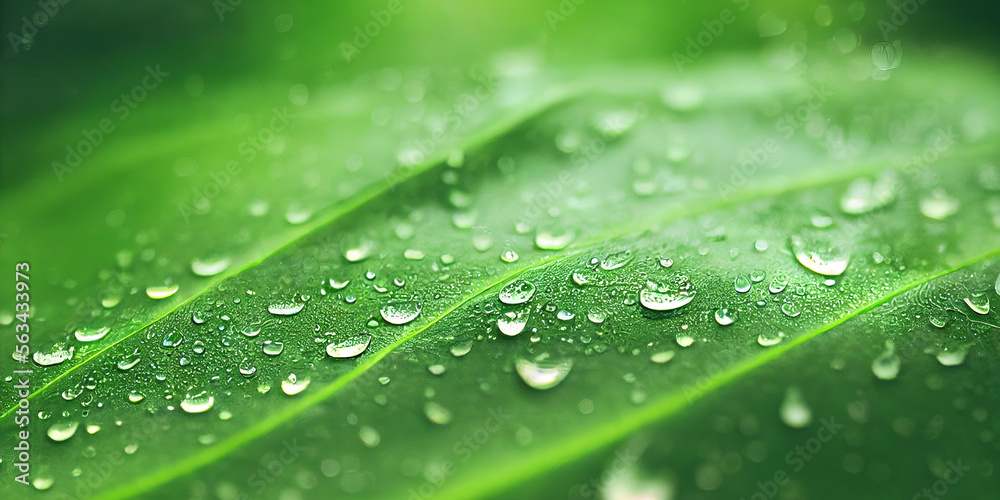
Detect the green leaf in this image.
<box><xmin>4</xmin><ymin>38</ymin><xmax>1000</xmax><ymax>500</ymax></box>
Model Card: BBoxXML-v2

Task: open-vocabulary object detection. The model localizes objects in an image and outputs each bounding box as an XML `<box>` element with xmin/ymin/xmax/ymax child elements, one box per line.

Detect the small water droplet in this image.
<box><xmin>515</xmin><ymin>358</ymin><xmax>573</xmax><ymax>390</ymax></box>
<box><xmin>714</xmin><ymin>308</ymin><xmax>738</xmax><ymax>326</ymax></box>
<box><xmin>47</xmin><ymin>421</ymin><xmax>79</xmax><ymax>442</ymax></box>
<box><xmin>146</xmin><ymin>284</ymin><xmax>179</xmax><ymax>299</ymax></box>
<box><xmin>32</xmin><ymin>474</ymin><xmax>54</xmax><ymax>491</ymax></box>
<box><xmin>840</xmin><ymin>171</ymin><xmax>897</xmax><ymax>214</ymax></box>
<box><xmin>450</xmin><ymin>341</ymin><xmax>473</xmax><ymax>357</ymax></box>
<box><xmin>676</xmin><ymin>334</ymin><xmax>694</xmax><ymax>347</ymax></box>
<box><xmin>162</xmin><ymin>330</ymin><xmax>184</xmax><ymax>348</ymax></box>
<box><xmin>428</xmin><ymin>364</ymin><xmax>446</xmax><ymax>376</ymax></box>
<box><xmin>936</xmin><ymin>345</ymin><xmax>969</xmax><ymax>367</ymax></box>
<box><xmin>919</xmin><ymin>189</ymin><xmax>960</xmax><ymax>220</ymax></box>
<box><xmin>790</xmin><ymin>235</ymin><xmax>850</xmax><ymax>276</ymax></box>
<box><xmin>326</xmin><ymin>335</ymin><xmax>372</xmax><ymax>358</ymax></box>
<box><xmin>268</xmin><ymin>302</ymin><xmax>304</xmax><ymax>316</ymax></box>
<box><xmin>768</xmin><ymin>279</ymin><xmax>788</xmax><ymax>294</ymax></box>
<box><xmin>424</xmin><ymin>401</ymin><xmax>453</xmax><ymax>425</ymax></box>
<box><xmin>128</xmin><ymin>391</ymin><xmax>145</xmax><ymax>403</ymax></box>
<box><xmin>263</xmin><ymin>340</ymin><xmax>284</xmax><ymax>356</ymax></box>
<box><xmin>191</xmin><ymin>257</ymin><xmax>232</xmax><ymax>277</ymax></box>
<box><xmin>501</xmin><ymin>250</ymin><xmax>519</xmax><ymax>263</ymax></box>
<box><xmin>758</xmin><ymin>332</ymin><xmax>784</xmax><ymax>347</ymax></box>
<box><xmin>780</xmin><ymin>387</ymin><xmax>812</xmax><ymax>428</ymax></box>
<box><xmin>659</xmin><ymin>258</ymin><xmax>674</xmax><ymax>268</ymax></box>
<box><xmin>535</xmin><ymin>230</ymin><xmax>575</xmax><ymax>250</ymax></box>
<box><xmin>403</xmin><ymin>249</ymin><xmax>425</xmax><ymax>260</ymax></box>
<box><xmin>869</xmin><ymin>40</ymin><xmax>902</xmax><ymax>70</ymax></box>
<box><xmin>872</xmin><ymin>341</ymin><xmax>901</xmax><ymax>380</ymax></box>
<box><xmin>281</xmin><ymin>374</ymin><xmax>310</xmax><ymax>395</ymax></box>
<box><xmin>650</xmin><ymin>351</ymin><xmax>675</xmax><ymax>364</ymax></box>
<box><xmin>117</xmin><ymin>354</ymin><xmax>141</xmax><ymax>371</ymax></box>
<box><xmin>639</xmin><ymin>276</ymin><xmax>696</xmax><ymax>311</ymax></box>
<box><xmin>499</xmin><ymin>279</ymin><xmax>536</xmax><ymax>305</ymax></box>
<box><xmin>600</xmin><ymin>250</ymin><xmax>633</xmax><ymax>270</ymax></box>
<box><xmin>750</xmin><ymin>269</ymin><xmax>766</xmax><ymax>283</ymax></box>
<box><xmin>556</xmin><ymin>310</ymin><xmax>575</xmax><ymax>321</ymax></box>
<box><xmin>359</xmin><ymin>426</ymin><xmax>380</xmax><ymax>448</ymax></box>
<box><xmin>380</xmin><ymin>301</ymin><xmax>422</xmax><ymax>325</ymax></box>
<box><xmin>587</xmin><ymin>310</ymin><xmax>606</xmax><ymax>324</ymax></box>
<box><xmin>929</xmin><ymin>310</ymin><xmax>948</xmax><ymax>328</ymax></box>
<box><xmin>75</xmin><ymin>326</ymin><xmax>110</xmax><ymax>343</ymax></box>
<box><xmin>33</xmin><ymin>344</ymin><xmax>74</xmax><ymax>366</ymax></box>
<box><xmin>344</xmin><ymin>239</ymin><xmax>374</xmax><ymax>262</ymax></box>
<box><xmin>734</xmin><ymin>274</ymin><xmax>752</xmax><ymax>293</ymax></box>
<box><xmin>180</xmin><ymin>392</ymin><xmax>214</xmax><ymax>413</ymax></box>
<box><xmin>780</xmin><ymin>302</ymin><xmax>801</xmax><ymax>318</ymax></box>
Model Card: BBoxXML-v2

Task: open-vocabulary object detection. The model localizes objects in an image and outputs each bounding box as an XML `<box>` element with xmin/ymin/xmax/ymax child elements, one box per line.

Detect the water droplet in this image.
<box><xmin>428</xmin><ymin>364</ymin><xmax>446</xmax><ymax>376</ymax></box>
<box><xmin>754</xmin><ymin>240</ymin><xmax>769</xmax><ymax>252</ymax></box>
<box><xmin>33</xmin><ymin>344</ymin><xmax>73</xmax><ymax>366</ymax></box>
<box><xmin>326</xmin><ymin>335</ymin><xmax>372</xmax><ymax>358</ymax></box>
<box><xmin>963</xmin><ymin>294</ymin><xmax>989</xmax><ymax>315</ymax></box>
<box><xmin>535</xmin><ymin>230</ymin><xmax>574</xmax><ymax>250</ymax></box>
<box><xmin>936</xmin><ymin>345</ymin><xmax>969</xmax><ymax>367</ymax></box>
<box><xmin>380</xmin><ymin>301</ymin><xmax>422</xmax><ymax>325</ymax></box>
<box><xmin>193</xmin><ymin>340</ymin><xmax>206</xmax><ymax>354</ymax></box>
<box><xmin>268</xmin><ymin>302</ymin><xmax>304</xmax><ymax>316</ymax></box>
<box><xmin>758</xmin><ymin>332</ymin><xmax>784</xmax><ymax>347</ymax></box>
<box><xmin>501</xmin><ymin>250</ymin><xmax>519</xmax><ymax>263</ymax></box>
<box><xmin>676</xmin><ymin>334</ymin><xmax>695</xmax><ymax>347</ymax></box>
<box><xmin>180</xmin><ymin>392</ymin><xmax>214</xmax><ymax>413</ymax></box>
<box><xmin>191</xmin><ymin>257</ymin><xmax>232</xmax><ymax>277</ymax></box>
<box><xmin>650</xmin><ymin>351</ymin><xmax>675</xmax><ymax>364</ymax></box>
<box><xmin>515</xmin><ymin>358</ymin><xmax>573</xmax><ymax>390</ymax></box>
<box><xmin>32</xmin><ymin>474</ymin><xmax>54</xmax><ymax>491</ymax></box>
<box><xmin>117</xmin><ymin>354</ymin><xmax>141</xmax><ymax>371</ymax></box>
<box><xmin>734</xmin><ymin>275</ymin><xmax>752</xmax><ymax>293</ymax></box>
<box><xmin>929</xmin><ymin>310</ymin><xmax>948</xmax><ymax>328</ymax></box>
<box><xmin>556</xmin><ymin>310</ymin><xmax>575</xmax><ymax>321</ymax></box>
<box><xmin>639</xmin><ymin>276</ymin><xmax>696</xmax><ymax>311</ymax></box>
<box><xmin>919</xmin><ymin>189</ymin><xmax>960</xmax><ymax>220</ymax></box>
<box><xmin>750</xmin><ymin>269</ymin><xmax>766</xmax><ymax>283</ymax></box>
<box><xmin>441</xmin><ymin>254</ymin><xmax>455</xmax><ymax>265</ymax></box>
<box><xmin>403</xmin><ymin>249</ymin><xmax>425</xmax><ymax>260</ymax></box>
<box><xmin>75</xmin><ymin>327</ymin><xmax>109</xmax><ymax>342</ymax></box>
<box><xmin>780</xmin><ymin>302</ymin><xmax>801</xmax><ymax>318</ymax></box>
<box><xmin>768</xmin><ymin>279</ymin><xmax>788</xmax><ymax>294</ymax></box>
<box><xmin>239</xmin><ymin>358</ymin><xmax>257</xmax><ymax>377</ymax></box>
<box><xmin>810</xmin><ymin>212</ymin><xmax>834</xmax><ymax>228</ymax></box>
<box><xmin>359</xmin><ymin>426</ymin><xmax>380</xmax><ymax>448</ymax></box>
<box><xmin>869</xmin><ymin>40</ymin><xmax>902</xmax><ymax>70</ymax></box>
<box><xmin>659</xmin><ymin>258</ymin><xmax>674</xmax><ymax>268</ymax></box>
<box><xmin>600</xmin><ymin>250</ymin><xmax>633</xmax><ymax>270</ymax></box>
<box><xmin>162</xmin><ymin>330</ymin><xmax>184</xmax><ymax>348</ymax></box>
<box><xmin>780</xmin><ymin>387</ymin><xmax>812</xmax><ymax>428</ymax></box>
<box><xmin>871</xmin><ymin>341</ymin><xmax>901</xmax><ymax>380</ymax></box>
<box><xmin>572</xmin><ymin>271</ymin><xmax>591</xmax><ymax>286</ymax></box>
<box><xmin>450</xmin><ymin>341</ymin><xmax>473</xmax><ymax>357</ymax></box>
<box><xmin>344</xmin><ymin>239</ymin><xmax>374</xmax><ymax>262</ymax></box>
<box><xmin>499</xmin><ymin>279</ymin><xmax>536</xmax><ymax>305</ymax></box>
<box><xmin>498</xmin><ymin>309</ymin><xmax>529</xmax><ymax>336</ymax></box>
<box><xmin>263</xmin><ymin>341</ymin><xmax>284</xmax><ymax>356</ymax></box>
<box><xmin>425</xmin><ymin>401</ymin><xmax>453</xmax><ymax>425</ymax></box>
<box><xmin>840</xmin><ymin>171</ymin><xmax>897</xmax><ymax>214</ymax></box>
<box><xmin>790</xmin><ymin>235</ymin><xmax>850</xmax><ymax>276</ymax></box>
<box><xmin>281</xmin><ymin>375</ymin><xmax>310</xmax><ymax>395</ymax></box>
<box><xmin>146</xmin><ymin>284</ymin><xmax>179</xmax><ymax>299</ymax></box>
<box><xmin>47</xmin><ymin>421</ymin><xmax>79</xmax><ymax>442</ymax></box>
<box><xmin>128</xmin><ymin>391</ymin><xmax>145</xmax><ymax>404</ymax></box>
<box><xmin>714</xmin><ymin>308</ymin><xmax>738</xmax><ymax>326</ymax></box>
<box><xmin>587</xmin><ymin>310</ymin><xmax>606</xmax><ymax>324</ymax></box>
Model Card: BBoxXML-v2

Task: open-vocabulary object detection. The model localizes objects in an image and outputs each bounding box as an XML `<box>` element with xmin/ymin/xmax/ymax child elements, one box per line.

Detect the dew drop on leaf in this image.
<box><xmin>424</xmin><ymin>401</ymin><xmax>453</xmax><ymax>425</ymax></box>
<box><xmin>963</xmin><ymin>294</ymin><xmax>989</xmax><ymax>315</ymax></box>
<box><xmin>936</xmin><ymin>345</ymin><xmax>969</xmax><ymax>367</ymax></box>
<box><xmin>498</xmin><ymin>309</ymin><xmax>529</xmax><ymax>336</ymax></box>
<box><xmin>790</xmin><ymin>235</ymin><xmax>850</xmax><ymax>276</ymax></box>
<box><xmin>359</xmin><ymin>426</ymin><xmax>381</xmax><ymax>448</ymax></box>
<box><xmin>281</xmin><ymin>374</ymin><xmax>310</xmax><ymax>395</ymax></box>
<box><xmin>47</xmin><ymin>421</ymin><xmax>79</xmax><ymax>442</ymax></box>
<box><xmin>191</xmin><ymin>257</ymin><xmax>232</xmax><ymax>277</ymax></box>
<box><xmin>840</xmin><ymin>171</ymin><xmax>897</xmax><ymax>214</ymax></box>
<box><xmin>500</xmin><ymin>250</ymin><xmax>519</xmax><ymax>263</ymax></box>
<box><xmin>734</xmin><ymin>275</ymin><xmax>752</xmax><ymax>293</ymax></box>
<box><xmin>534</xmin><ymin>230</ymin><xmax>575</xmax><ymax>250</ymax></box>
<box><xmin>600</xmin><ymin>250</ymin><xmax>633</xmax><ymax>270</ymax></box>
<box><xmin>146</xmin><ymin>284</ymin><xmax>179</xmax><ymax>299</ymax></box>
<box><xmin>714</xmin><ymin>308</ymin><xmax>737</xmax><ymax>326</ymax></box>
<box><xmin>768</xmin><ymin>278</ymin><xmax>788</xmax><ymax>294</ymax></box>
<box><xmin>515</xmin><ymin>357</ymin><xmax>573</xmax><ymax>390</ymax></box>
<box><xmin>639</xmin><ymin>277</ymin><xmax>696</xmax><ymax>311</ymax></box>
<box><xmin>327</xmin><ymin>335</ymin><xmax>372</xmax><ymax>358</ymax></box>
<box><xmin>450</xmin><ymin>341</ymin><xmax>473</xmax><ymax>357</ymax></box>
<box><xmin>919</xmin><ymin>189</ymin><xmax>960</xmax><ymax>220</ymax></box>
<box><xmin>650</xmin><ymin>351</ymin><xmax>675</xmax><ymax>364</ymax></box>
<box><xmin>75</xmin><ymin>326</ymin><xmax>109</xmax><ymax>342</ymax></box>
<box><xmin>32</xmin><ymin>475</ymin><xmax>54</xmax><ymax>491</ymax></box>
<box><xmin>498</xmin><ymin>279</ymin><xmax>536</xmax><ymax>305</ymax></box>
<box><xmin>33</xmin><ymin>344</ymin><xmax>73</xmax><ymax>366</ymax></box>
<box><xmin>757</xmin><ymin>332</ymin><xmax>784</xmax><ymax>347</ymax></box>
<box><xmin>872</xmin><ymin>341</ymin><xmax>901</xmax><ymax>380</ymax></box>
<box><xmin>676</xmin><ymin>334</ymin><xmax>694</xmax><ymax>347</ymax></box>
<box><xmin>780</xmin><ymin>387</ymin><xmax>812</xmax><ymax>428</ymax></box>
<box><xmin>180</xmin><ymin>392</ymin><xmax>214</xmax><ymax>413</ymax></box>
<box><xmin>262</xmin><ymin>340</ymin><xmax>284</xmax><ymax>356</ymax></box>
<box><xmin>268</xmin><ymin>302</ymin><xmax>304</xmax><ymax>316</ymax></box>
<box><xmin>380</xmin><ymin>301</ymin><xmax>422</xmax><ymax>325</ymax></box>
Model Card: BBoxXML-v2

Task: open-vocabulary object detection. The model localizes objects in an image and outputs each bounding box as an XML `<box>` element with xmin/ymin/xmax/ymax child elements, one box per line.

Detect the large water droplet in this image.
<box><xmin>499</xmin><ymin>279</ymin><xmax>536</xmax><ymax>305</ymax></box>
<box><xmin>380</xmin><ymin>301</ymin><xmax>422</xmax><ymax>325</ymax></box>
<box><xmin>281</xmin><ymin>374</ymin><xmax>310</xmax><ymax>395</ymax></box>
<box><xmin>650</xmin><ymin>351</ymin><xmax>675</xmax><ymax>364</ymax></box>
<box><xmin>639</xmin><ymin>276</ymin><xmax>696</xmax><ymax>311</ymax></box>
<box><xmin>714</xmin><ymin>308</ymin><xmax>738</xmax><ymax>326</ymax></box>
<box><xmin>936</xmin><ymin>345</ymin><xmax>969</xmax><ymax>367</ymax></box>
<box><xmin>600</xmin><ymin>250</ymin><xmax>633</xmax><ymax>270</ymax></box>
<box><xmin>780</xmin><ymin>387</ymin><xmax>812</xmax><ymax>428</ymax></box>
<box><xmin>116</xmin><ymin>354</ymin><xmax>141</xmax><ymax>371</ymax></box>
<box><xmin>268</xmin><ymin>302</ymin><xmax>304</xmax><ymax>316</ymax></box>
<box><xmin>500</xmin><ymin>250</ymin><xmax>519</xmax><ymax>263</ymax></box>
<box><xmin>191</xmin><ymin>257</ymin><xmax>232</xmax><ymax>277</ymax></box>
<box><xmin>181</xmin><ymin>392</ymin><xmax>214</xmax><ymax>413</ymax></box>
<box><xmin>871</xmin><ymin>341</ymin><xmax>901</xmax><ymax>380</ymax></box>
<box><xmin>344</xmin><ymin>238</ymin><xmax>374</xmax><ymax>262</ymax></box>
<box><xmin>162</xmin><ymin>330</ymin><xmax>184</xmax><ymax>348</ymax></box>
<box><xmin>498</xmin><ymin>309</ymin><xmax>529</xmax><ymax>336</ymax></box>
<box><xmin>869</xmin><ymin>40</ymin><xmax>902</xmax><ymax>70</ymax></box>
<box><xmin>33</xmin><ymin>344</ymin><xmax>73</xmax><ymax>366</ymax></box>
<box><xmin>790</xmin><ymin>235</ymin><xmax>850</xmax><ymax>276</ymax></box>
<box><xmin>963</xmin><ymin>294</ymin><xmax>989</xmax><ymax>315</ymax></box>
<box><xmin>768</xmin><ymin>278</ymin><xmax>788</xmax><ymax>294</ymax></box>
<box><xmin>757</xmin><ymin>332</ymin><xmax>784</xmax><ymax>347</ymax></box>
<box><xmin>32</xmin><ymin>474</ymin><xmax>54</xmax><ymax>491</ymax></box>
<box><xmin>75</xmin><ymin>326</ymin><xmax>109</xmax><ymax>343</ymax></box>
<box><xmin>676</xmin><ymin>334</ymin><xmax>695</xmax><ymax>347</ymax></box>
<box><xmin>146</xmin><ymin>284</ymin><xmax>179</xmax><ymax>299</ymax></box>
<box><xmin>734</xmin><ymin>274</ymin><xmax>752</xmax><ymax>293</ymax></box>
<box><xmin>326</xmin><ymin>335</ymin><xmax>372</xmax><ymax>358</ymax></box>
<box><xmin>263</xmin><ymin>340</ymin><xmax>284</xmax><ymax>356</ymax></box>
<box><xmin>47</xmin><ymin>421</ymin><xmax>79</xmax><ymax>442</ymax></box>
<box><xmin>535</xmin><ymin>230</ymin><xmax>574</xmax><ymax>250</ymax></box>
<box><xmin>516</xmin><ymin>358</ymin><xmax>573</xmax><ymax>390</ymax></box>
